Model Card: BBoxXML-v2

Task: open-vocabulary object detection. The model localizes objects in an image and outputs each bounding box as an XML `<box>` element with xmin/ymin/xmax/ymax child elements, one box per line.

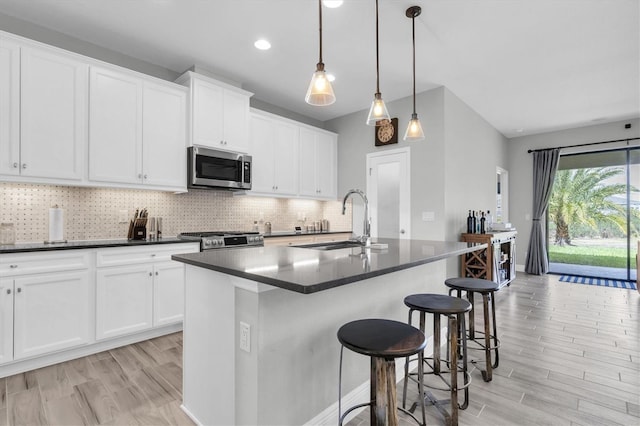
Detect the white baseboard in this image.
<box><xmin>304</xmin><ymin>332</ymin><xmax>441</xmax><ymax>426</ymax></box>
<box><xmin>180</xmin><ymin>404</ymin><xmax>202</xmax><ymax>426</ymax></box>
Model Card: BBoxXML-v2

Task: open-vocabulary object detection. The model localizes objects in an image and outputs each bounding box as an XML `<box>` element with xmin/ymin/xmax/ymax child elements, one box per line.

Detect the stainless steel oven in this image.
<box><xmin>188</xmin><ymin>146</ymin><xmax>252</xmax><ymax>190</ymax></box>
<box><xmin>177</xmin><ymin>231</ymin><xmax>263</xmax><ymax>251</ymax></box>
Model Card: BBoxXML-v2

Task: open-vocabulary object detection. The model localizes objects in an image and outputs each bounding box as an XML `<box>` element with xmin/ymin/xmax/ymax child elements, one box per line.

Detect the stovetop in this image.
<box><xmin>178</xmin><ymin>231</ymin><xmax>260</xmax><ymax>239</ymax></box>
<box><xmin>178</xmin><ymin>231</ymin><xmax>263</xmax><ymax>249</ymax></box>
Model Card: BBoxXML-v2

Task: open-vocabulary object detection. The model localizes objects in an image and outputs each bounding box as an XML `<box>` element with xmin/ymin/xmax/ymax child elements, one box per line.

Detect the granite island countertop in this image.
<box><xmin>172</xmin><ymin>238</ymin><xmax>486</xmax><ymax>294</ymax></box>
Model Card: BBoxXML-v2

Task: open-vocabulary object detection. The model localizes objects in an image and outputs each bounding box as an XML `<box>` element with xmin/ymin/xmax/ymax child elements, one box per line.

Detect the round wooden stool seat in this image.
<box><xmin>404</xmin><ymin>293</ymin><xmax>472</xmax><ymax>315</ymax></box>
<box><xmin>338</xmin><ymin>318</ymin><xmax>427</xmax><ymax>359</ymax></box>
<box><xmin>445</xmin><ymin>277</ymin><xmax>499</xmax><ymax>293</ymax></box>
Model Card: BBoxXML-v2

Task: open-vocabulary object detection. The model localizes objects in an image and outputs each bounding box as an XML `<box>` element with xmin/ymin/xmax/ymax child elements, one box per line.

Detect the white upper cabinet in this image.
<box><xmin>176</xmin><ymin>71</ymin><xmax>253</xmax><ymax>153</ymax></box>
<box><xmin>142</xmin><ymin>81</ymin><xmax>187</xmax><ymax>189</ymax></box>
<box><xmin>299</xmin><ymin>127</ymin><xmax>338</xmax><ymax>200</ymax></box>
<box><xmin>249</xmin><ymin>111</ymin><xmax>299</xmax><ymax>196</ymax></box>
<box><xmin>19</xmin><ymin>45</ymin><xmax>88</xmax><ymax>180</ymax></box>
<box><xmin>89</xmin><ymin>65</ymin><xmax>187</xmax><ymax>191</ymax></box>
<box><xmin>89</xmin><ymin>66</ymin><xmax>143</xmax><ymax>184</ymax></box>
<box><xmin>0</xmin><ymin>38</ymin><xmax>20</xmax><ymax>176</ymax></box>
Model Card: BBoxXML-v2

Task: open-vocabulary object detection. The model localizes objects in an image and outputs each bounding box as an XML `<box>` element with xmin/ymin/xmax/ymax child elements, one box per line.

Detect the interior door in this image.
<box><xmin>366</xmin><ymin>147</ymin><xmax>411</xmax><ymax>239</ymax></box>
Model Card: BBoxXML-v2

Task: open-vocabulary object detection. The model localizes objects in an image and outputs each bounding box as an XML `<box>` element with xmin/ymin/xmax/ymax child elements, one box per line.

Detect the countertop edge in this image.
<box><xmin>173</xmin><ymin>242</ymin><xmax>487</xmax><ymax>294</ymax></box>
<box><xmin>0</xmin><ymin>238</ymin><xmax>198</xmax><ymax>254</ymax></box>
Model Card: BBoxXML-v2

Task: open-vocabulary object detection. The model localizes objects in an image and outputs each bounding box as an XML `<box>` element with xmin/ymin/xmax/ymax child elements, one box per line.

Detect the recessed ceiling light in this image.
<box><xmin>326</xmin><ymin>73</ymin><xmax>336</xmax><ymax>82</ymax></box>
<box><xmin>323</xmin><ymin>0</ymin><xmax>343</xmax><ymax>8</ymax></box>
<box><xmin>515</xmin><ymin>128</ymin><xmax>524</xmax><ymax>133</ymax></box>
<box><xmin>254</xmin><ymin>39</ymin><xmax>271</xmax><ymax>50</ymax></box>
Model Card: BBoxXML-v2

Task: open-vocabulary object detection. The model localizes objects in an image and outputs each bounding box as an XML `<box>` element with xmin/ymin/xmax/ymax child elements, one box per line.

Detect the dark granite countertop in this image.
<box><xmin>0</xmin><ymin>237</ymin><xmax>197</xmax><ymax>254</ymax></box>
<box><xmin>172</xmin><ymin>238</ymin><xmax>486</xmax><ymax>294</ymax></box>
<box><xmin>262</xmin><ymin>230</ymin><xmax>352</xmax><ymax>238</ymax></box>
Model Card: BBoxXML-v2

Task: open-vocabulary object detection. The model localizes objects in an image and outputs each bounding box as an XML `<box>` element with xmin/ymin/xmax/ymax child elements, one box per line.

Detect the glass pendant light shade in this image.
<box><xmin>305</xmin><ymin>64</ymin><xmax>336</xmax><ymax>106</ymax></box>
<box><xmin>404</xmin><ymin>113</ymin><xmax>425</xmax><ymax>141</ymax></box>
<box><xmin>366</xmin><ymin>93</ymin><xmax>390</xmax><ymax>126</ymax></box>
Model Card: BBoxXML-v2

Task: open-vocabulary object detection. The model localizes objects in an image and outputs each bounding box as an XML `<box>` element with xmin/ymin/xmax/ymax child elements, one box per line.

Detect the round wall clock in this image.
<box><xmin>374</xmin><ymin>117</ymin><xmax>398</xmax><ymax>146</ymax></box>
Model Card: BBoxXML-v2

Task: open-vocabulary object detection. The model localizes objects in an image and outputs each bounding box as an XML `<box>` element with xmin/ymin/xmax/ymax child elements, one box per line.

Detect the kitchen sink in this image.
<box><xmin>294</xmin><ymin>240</ymin><xmax>365</xmax><ymax>250</ymax></box>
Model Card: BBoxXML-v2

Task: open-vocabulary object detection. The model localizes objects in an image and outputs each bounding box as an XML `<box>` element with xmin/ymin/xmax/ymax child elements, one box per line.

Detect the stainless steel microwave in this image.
<box><xmin>188</xmin><ymin>146</ymin><xmax>252</xmax><ymax>190</ymax></box>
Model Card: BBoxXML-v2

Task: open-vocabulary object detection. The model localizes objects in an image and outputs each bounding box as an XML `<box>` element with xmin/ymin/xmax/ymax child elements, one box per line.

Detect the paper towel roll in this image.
<box><xmin>48</xmin><ymin>207</ymin><xmax>64</xmax><ymax>242</ymax></box>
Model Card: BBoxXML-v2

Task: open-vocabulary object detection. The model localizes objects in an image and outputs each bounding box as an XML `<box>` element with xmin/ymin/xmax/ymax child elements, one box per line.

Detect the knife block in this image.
<box><xmin>130</xmin><ymin>225</ymin><xmax>147</xmax><ymax>241</ymax></box>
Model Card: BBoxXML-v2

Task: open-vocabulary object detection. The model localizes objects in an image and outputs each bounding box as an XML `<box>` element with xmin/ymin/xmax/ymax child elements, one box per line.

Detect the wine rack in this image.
<box><xmin>461</xmin><ymin>231</ymin><xmax>517</xmax><ymax>289</ymax></box>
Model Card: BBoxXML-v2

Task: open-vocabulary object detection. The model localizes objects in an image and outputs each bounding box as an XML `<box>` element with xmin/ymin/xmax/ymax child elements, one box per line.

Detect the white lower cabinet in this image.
<box><xmin>153</xmin><ymin>261</ymin><xmax>186</xmax><ymax>326</ymax></box>
<box><xmin>13</xmin><ymin>271</ymin><xmax>91</xmax><ymax>359</ymax></box>
<box><xmin>96</xmin><ymin>264</ymin><xmax>154</xmax><ymax>340</ymax></box>
<box><xmin>0</xmin><ymin>250</ymin><xmax>92</xmax><ymax>365</ymax></box>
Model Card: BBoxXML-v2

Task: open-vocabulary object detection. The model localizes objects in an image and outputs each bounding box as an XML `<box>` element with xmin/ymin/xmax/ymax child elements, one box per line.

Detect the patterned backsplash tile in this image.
<box><xmin>0</xmin><ymin>183</ymin><xmax>352</xmax><ymax>243</ymax></box>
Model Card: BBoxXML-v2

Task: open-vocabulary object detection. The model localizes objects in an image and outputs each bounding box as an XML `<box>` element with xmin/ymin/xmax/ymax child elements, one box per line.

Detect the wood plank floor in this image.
<box><xmin>346</xmin><ymin>273</ymin><xmax>640</xmax><ymax>426</ymax></box>
<box><xmin>0</xmin><ymin>333</ymin><xmax>194</xmax><ymax>426</ymax></box>
<box><xmin>0</xmin><ymin>273</ymin><xmax>638</xmax><ymax>425</ymax></box>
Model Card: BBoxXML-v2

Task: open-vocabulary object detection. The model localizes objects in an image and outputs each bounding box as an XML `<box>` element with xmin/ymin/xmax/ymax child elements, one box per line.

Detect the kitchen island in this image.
<box><xmin>172</xmin><ymin>238</ymin><xmax>485</xmax><ymax>425</ymax></box>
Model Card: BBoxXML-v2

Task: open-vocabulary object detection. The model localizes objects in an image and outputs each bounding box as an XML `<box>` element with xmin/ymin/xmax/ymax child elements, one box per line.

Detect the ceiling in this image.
<box><xmin>0</xmin><ymin>0</ymin><xmax>638</xmax><ymax>138</ymax></box>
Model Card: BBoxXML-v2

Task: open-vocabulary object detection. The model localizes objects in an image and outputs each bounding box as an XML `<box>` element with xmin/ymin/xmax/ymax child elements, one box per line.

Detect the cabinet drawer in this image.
<box><xmin>96</xmin><ymin>243</ymin><xmax>199</xmax><ymax>267</ymax></box>
<box><xmin>0</xmin><ymin>250</ymin><xmax>91</xmax><ymax>277</ymax></box>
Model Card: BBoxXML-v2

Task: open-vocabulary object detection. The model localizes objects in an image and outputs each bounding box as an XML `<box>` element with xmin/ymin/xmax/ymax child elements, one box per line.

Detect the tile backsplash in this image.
<box><xmin>0</xmin><ymin>183</ymin><xmax>352</xmax><ymax>243</ymax></box>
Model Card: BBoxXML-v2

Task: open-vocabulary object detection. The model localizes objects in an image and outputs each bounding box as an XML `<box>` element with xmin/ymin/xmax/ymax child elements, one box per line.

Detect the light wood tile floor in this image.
<box><xmin>0</xmin><ymin>333</ymin><xmax>194</xmax><ymax>426</ymax></box>
<box><xmin>1</xmin><ymin>273</ymin><xmax>638</xmax><ymax>425</ymax></box>
<box><xmin>346</xmin><ymin>273</ymin><xmax>640</xmax><ymax>426</ymax></box>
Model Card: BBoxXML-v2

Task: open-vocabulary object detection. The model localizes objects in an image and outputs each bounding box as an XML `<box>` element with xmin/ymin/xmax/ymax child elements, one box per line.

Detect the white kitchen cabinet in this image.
<box><xmin>89</xmin><ymin>66</ymin><xmax>143</xmax><ymax>184</ymax></box>
<box><xmin>0</xmin><ymin>250</ymin><xmax>92</xmax><ymax>365</ymax></box>
<box><xmin>0</xmin><ymin>277</ymin><xmax>14</xmax><ymax>364</ymax></box>
<box><xmin>89</xmin><ymin>66</ymin><xmax>187</xmax><ymax>191</ymax></box>
<box><xmin>153</xmin><ymin>261</ymin><xmax>186</xmax><ymax>326</ymax></box>
<box><xmin>95</xmin><ymin>243</ymin><xmax>199</xmax><ymax>340</ymax></box>
<box><xmin>249</xmin><ymin>111</ymin><xmax>299</xmax><ymax>196</ymax></box>
<box><xmin>96</xmin><ymin>264</ymin><xmax>154</xmax><ymax>340</ymax></box>
<box><xmin>299</xmin><ymin>127</ymin><xmax>338</xmax><ymax>199</ymax></box>
<box><xmin>20</xmin><ymin>45</ymin><xmax>87</xmax><ymax>180</ymax></box>
<box><xmin>0</xmin><ymin>38</ymin><xmax>20</xmax><ymax>176</ymax></box>
<box><xmin>177</xmin><ymin>71</ymin><xmax>253</xmax><ymax>153</ymax></box>
<box><xmin>142</xmin><ymin>81</ymin><xmax>187</xmax><ymax>189</ymax></box>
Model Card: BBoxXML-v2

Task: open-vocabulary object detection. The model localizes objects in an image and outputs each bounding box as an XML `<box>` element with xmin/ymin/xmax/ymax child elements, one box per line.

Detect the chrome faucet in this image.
<box><xmin>342</xmin><ymin>189</ymin><xmax>371</xmax><ymax>246</ymax></box>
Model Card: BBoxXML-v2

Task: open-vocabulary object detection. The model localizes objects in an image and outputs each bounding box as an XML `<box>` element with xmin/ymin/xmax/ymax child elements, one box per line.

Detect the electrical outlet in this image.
<box><xmin>240</xmin><ymin>322</ymin><xmax>251</xmax><ymax>353</ymax></box>
<box><xmin>118</xmin><ymin>209</ymin><xmax>128</xmax><ymax>223</ymax></box>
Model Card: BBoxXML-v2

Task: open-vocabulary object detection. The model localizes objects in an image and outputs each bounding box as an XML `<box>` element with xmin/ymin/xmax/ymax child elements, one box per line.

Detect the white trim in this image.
<box><xmin>180</xmin><ymin>404</ymin><xmax>203</xmax><ymax>426</ymax></box>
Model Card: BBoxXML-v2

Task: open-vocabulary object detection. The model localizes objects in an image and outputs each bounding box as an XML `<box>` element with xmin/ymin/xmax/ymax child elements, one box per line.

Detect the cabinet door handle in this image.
<box><xmin>143</xmin><ymin>174</ymin><xmax>148</xmax><ymax>179</ymax></box>
<box><xmin>6</xmin><ymin>289</ymin><xmax>10</xmax><ymax>295</ymax></box>
<box><xmin>151</xmin><ymin>254</ymin><xmax>156</xmax><ymax>257</ymax></box>
<box><xmin>17</xmin><ymin>288</ymin><xmax>22</xmax><ymax>293</ymax></box>
<box><xmin>155</xmin><ymin>271</ymin><xmax>159</xmax><ymax>276</ymax></box>
<box><xmin>9</xmin><ymin>264</ymin><xmax>18</xmax><ymax>268</ymax></box>
<box><xmin>13</xmin><ymin>162</ymin><xmax>18</xmax><ymax>168</ymax></box>
<box><xmin>138</xmin><ymin>173</ymin><xmax>143</xmax><ymax>179</ymax></box>
<box><xmin>400</xmin><ymin>229</ymin><xmax>406</xmax><ymax>234</ymax></box>
<box><xmin>149</xmin><ymin>272</ymin><xmax>153</xmax><ymax>277</ymax></box>
<box><xmin>22</xmin><ymin>163</ymin><xmax>26</xmax><ymax>169</ymax></box>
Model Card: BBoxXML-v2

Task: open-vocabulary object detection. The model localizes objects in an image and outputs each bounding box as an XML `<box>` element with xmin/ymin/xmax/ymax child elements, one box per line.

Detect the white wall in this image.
<box><xmin>326</xmin><ymin>87</ymin><xmax>509</xmax><ymax>278</ymax></box>
<box><xmin>507</xmin><ymin>118</ymin><xmax>640</xmax><ymax>266</ymax></box>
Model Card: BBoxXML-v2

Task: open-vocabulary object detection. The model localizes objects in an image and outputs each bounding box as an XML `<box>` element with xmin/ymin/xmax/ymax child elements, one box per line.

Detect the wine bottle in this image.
<box><xmin>486</xmin><ymin>210</ymin><xmax>493</xmax><ymax>231</ymax></box>
<box><xmin>480</xmin><ymin>212</ymin><xmax>486</xmax><ymax>234</ymax></box>
<box><xmin>471</xmin><ymin>211</ymin><xmax>477</xmax><ymax>234</ymax></box>
<box><xmin>466</xmin><ymin>210</ymin><xmax>473</xmax><ymax>234</ymax></box>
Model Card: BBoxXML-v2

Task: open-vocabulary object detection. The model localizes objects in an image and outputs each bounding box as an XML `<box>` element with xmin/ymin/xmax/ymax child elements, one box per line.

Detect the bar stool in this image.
<box><xmin>338</xmin><ymin>318</ymin><xmax>427</xmax><ymax>426</ymax></box>
<box><xmin>445</xmin><ymin>277</ymin><xmax>500</xmax><ymax>382</ymax></box>
<box><xmin>402</xmin><ymin>294</ymin><xmax>472</xmax><ymax>426</ymax></box>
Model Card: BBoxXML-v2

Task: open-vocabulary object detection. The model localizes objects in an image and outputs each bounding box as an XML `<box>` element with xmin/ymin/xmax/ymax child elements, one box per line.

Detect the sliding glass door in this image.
<box><xmin>547</xmin><ymin>147</ymin><xmax>639</xmax><ymax>281</ymax></box>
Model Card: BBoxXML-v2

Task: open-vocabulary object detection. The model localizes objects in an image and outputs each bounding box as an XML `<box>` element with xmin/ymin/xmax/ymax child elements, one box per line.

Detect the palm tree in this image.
<box><xmin>548</xmin><ymin>167</ymin><xmax>636</xmax><ymax>246</ymax></box>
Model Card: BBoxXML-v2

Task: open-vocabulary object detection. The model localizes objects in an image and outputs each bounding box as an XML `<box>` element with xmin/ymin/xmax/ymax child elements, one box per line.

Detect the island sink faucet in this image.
<box><xmin>342</xmin><ymin>189</ymin><xmax>371</xmax><ymax>246</ymax></box>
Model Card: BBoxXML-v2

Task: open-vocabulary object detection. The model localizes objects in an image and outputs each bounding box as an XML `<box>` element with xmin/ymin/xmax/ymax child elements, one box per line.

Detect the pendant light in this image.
<box><xmin>366</xmin><ymin>0</ymin><xmax>390</xmax><ymax>126</ymax></box>
<box><xmin>305</xmin><ymin>0</ymin><xmax>336</xmax><ymax>106</ymax></box>
<box><xmin>403</xmin><ymin>6</ymin><xmax>425</xmax><ymax>141</ymax></box>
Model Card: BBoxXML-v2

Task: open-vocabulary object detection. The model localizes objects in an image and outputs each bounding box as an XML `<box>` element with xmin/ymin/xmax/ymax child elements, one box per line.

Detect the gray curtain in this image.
<box><xmin>525</xmin><ymin>148</ymin><xmax>560</xmax><ymax>275</ymax></box>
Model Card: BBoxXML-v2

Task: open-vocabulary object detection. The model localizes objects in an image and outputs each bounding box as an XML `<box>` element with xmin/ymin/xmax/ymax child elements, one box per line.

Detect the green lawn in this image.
<box><xmin>548</xmin><ymin>244</ymin><xmax>638</xmax><ymax>269</ymax></box>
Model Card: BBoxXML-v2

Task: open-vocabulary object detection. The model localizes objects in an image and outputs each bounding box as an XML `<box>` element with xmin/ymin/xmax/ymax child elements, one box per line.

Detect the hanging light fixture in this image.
<box><xmin>305</xmin><ymin>0</ymin><xmax>336</xmax><ymax>106</ymax></box>
<box><xmin>403</xmin><ymin>6</ymin><xmax>425</xmax><ymax>141</ymax></box>
<box><xmin>366</xmin><ymin>0</ymin><xmax>390</xmax><ymax>126</ymax></box>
